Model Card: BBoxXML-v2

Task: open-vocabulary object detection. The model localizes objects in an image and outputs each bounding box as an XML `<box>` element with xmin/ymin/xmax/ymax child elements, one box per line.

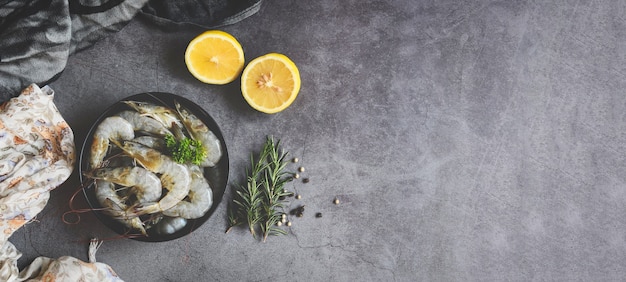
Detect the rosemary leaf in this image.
<box><xmin>226</xmin><ymin>136</ymin><xmax>293</xmax><ymax>241</ymax></box>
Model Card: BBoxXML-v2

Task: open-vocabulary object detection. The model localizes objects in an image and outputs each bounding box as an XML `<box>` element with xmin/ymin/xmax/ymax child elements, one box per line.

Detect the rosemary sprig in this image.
<box><xmin>227</xmin><ymin>136</ymin><xmax>292</xmax><ymax>241</ymax></box>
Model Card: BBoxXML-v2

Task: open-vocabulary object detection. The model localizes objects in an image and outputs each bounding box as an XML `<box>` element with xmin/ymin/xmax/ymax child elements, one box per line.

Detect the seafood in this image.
<box><xmin>117</xmin><ymin>110</ymin><xmax>172</xmax><ymax>136</ymax></box>
<box><xmin>94</xmin><ymin>180</ymin><xmax>147</xmax><ymax>236</ymax></box>
<box><xmin>83</xmin><ymin>99</ymin><xmax>222</xmax><ymax>237</ymax></box>
<box><xmin>175</xmin><ymin>102</ymin><xmax>222</xmax><ymax>167</ymax></box>
<box><xmin>123</xmin><ymin>101</ymin><xmax>183</xmax><ymax>129</ymax></box>
<box><xmin>89</xmin><ymin>116</ymin><xmax>134</xmax><ymax>169</ymax></box>
<box><xmin>132</xmin><ymin>135</ymin><xmax>166</xmax><ymax>150</ymax></box>
<box><xmin>153</xmin><ymin>216</ymin><xmax>187</xmax><ymax>236</ymax></box>
<box><xmin>119</xmin><ymin>141</ymin><xmax>191</xmax><ymax>216</ymax></box>
<box><xmin>85</xmin><ymin>166</ymin><xmax>162</xmax><ymax>204</ymax></box>
<box><xmin>163</xmin><ymin>165</ymin><xmax>213</xmax><ymax>219</ymax></box>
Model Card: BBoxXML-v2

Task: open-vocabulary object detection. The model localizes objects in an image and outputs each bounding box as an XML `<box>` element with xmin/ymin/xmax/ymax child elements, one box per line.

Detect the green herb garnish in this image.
<box><xmin>226</xmin><ymin>136</ymin><xmax>292</xmax><ymax>241</ymax></box>
<box><xmin>164</xmin><ymin>134</ymin><xmax>206</xmax><ymax>165</ymax></box>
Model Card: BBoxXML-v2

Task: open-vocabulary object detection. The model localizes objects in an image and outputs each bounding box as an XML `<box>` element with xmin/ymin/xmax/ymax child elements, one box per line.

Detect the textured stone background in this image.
<box><xmin>11</xmin><ymin>0</ymin><xmax>626</xmax><ymax>281</ymax></box>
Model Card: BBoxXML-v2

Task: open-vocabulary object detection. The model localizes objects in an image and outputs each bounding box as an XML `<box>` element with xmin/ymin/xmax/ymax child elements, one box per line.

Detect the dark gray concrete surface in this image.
<box><xmin>10</xmin><ymin>0</ymin><xmax>626</xmax><ymax>281</ymax></box>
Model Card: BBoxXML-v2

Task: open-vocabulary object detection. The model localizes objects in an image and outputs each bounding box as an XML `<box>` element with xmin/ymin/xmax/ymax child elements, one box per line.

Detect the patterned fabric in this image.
<box><xmin>0</xmin><ymin>84</ymin><xmax>122</xmax><ymax>282</ymax></box>
<box><xmin>17</xmin><ymin>255</ymin><xmax>123</xmax><ymax>282</ymax></box>
<box><xmin>0</xmin><ymin>84</ymin><xmax>74</xmax><ymax>243</ymax></box>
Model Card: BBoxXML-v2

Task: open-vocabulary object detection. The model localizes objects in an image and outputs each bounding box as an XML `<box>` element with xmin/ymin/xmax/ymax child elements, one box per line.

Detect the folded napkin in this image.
<box><xmin>0</xmin><ymin>0</ymin><xmax>262</xmax><ymax>101</ymax></box>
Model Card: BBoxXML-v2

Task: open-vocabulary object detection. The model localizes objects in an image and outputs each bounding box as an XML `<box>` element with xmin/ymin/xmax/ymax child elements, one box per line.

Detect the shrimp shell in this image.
<box><xmin>175</xmin><ymin>102</ymin><xmax>222</xmax><ymax>167</ymax></box>
<box><xmin>117</xmin><ymin>110</ymin><xmax>172</xmax><ymax>136</ymax></box>
<box><xmin>153</xmin><ymin>216</ymin><xmax>187</xmax><ymax>236</ymax></box>
<box><xmin>89</xmin><ymin>116</ymin><xmax>134</xmax><ymax>169</ymax></box>
<box><xmin>132</xmin><ymin>135</ymin><xmax>166</xmax><ymax>151</ymax></box>
<box><xmin>123</xmin><ymin>101</ymin><xmax>183</xmax><ymax>129</ymax></box>
<box><xmin>85</xmin><ymin>166</ymin><xmax>162</xmax><ymax>204</ymax></box>
<box><xmin>119</xmin><ymin>141</ymin><xmax>191</xmax><ymax>216</ymax></box>
<box><xmin>95</xmin><ymin>180</ymin><xmax>147</xmax><ymax>236</ymax></box>
<box><xmin>162</xmin><ymin>165</ymin><xmax>213</xmax><ymax>219</ymax></box>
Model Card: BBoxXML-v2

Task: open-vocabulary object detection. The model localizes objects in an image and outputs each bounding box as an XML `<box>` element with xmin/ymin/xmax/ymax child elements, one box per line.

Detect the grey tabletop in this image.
<box><xmin>10</xmin><ymin>1</ymin><xmax>626</xmax><ymax>281</ymax></box>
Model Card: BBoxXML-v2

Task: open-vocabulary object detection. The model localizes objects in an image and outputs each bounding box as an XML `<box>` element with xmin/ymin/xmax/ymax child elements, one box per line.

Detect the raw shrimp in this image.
<box><xmin>163</xmin><ymin>165</ymin><xmax>213</xmax><ymax>219</ymax></box>
<box><xmin>132</xmin><ymin>135</ymin><xmax>166</xmax><ymax>150</ymax></box>
<box><xmin>175</xmin><ymin>102</ymin><xmax>222</xmax><ymax>167</ymax></box>
<box><xmin>94</xmin><ymin>180</ymin><xmax>147</xmax><ymax>236</ymax></box>
<box><xmin>153</xmin><ymin>216</ymin><xmax>187</xmax><ymax>236</ymax></box>
<box><xmin>117</xmin><ymin>110</ymin><xmax>172</xmax><ymax>136</ymax></box>
<box><xmin>85</xmin><ymin>166</ymin><xmax>162</xmax><ymax>204</ymax></box>
<box><xmin>119</xmin><ymin>141</ymin><xmax>191</xmax><ymax>216</ymax></box>
<box><xmin>123</xmin><ymin>101</ymin><xmax>182</xmax><ymax>129</ymax></box>
<box><xmin>89</xmin><ymin>116</ymin><xmax>134</xmax><ymax>169</ymax></box>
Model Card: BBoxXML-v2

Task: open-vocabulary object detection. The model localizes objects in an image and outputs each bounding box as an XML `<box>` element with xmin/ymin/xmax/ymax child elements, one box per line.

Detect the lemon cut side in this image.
<box><xmin>185</xmin><ymin>30</ymin><xmax>245</xmax><ymax>85</ymax></box>
<box><xmin>241</xmin><ymin>53</ymin><xmax>301</xmax><ymax>114</ymax></box>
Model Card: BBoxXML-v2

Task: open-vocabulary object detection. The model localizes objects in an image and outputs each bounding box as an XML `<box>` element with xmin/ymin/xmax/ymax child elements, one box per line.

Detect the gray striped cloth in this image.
<box><xmin>0</xmin><ymin>0</ymin><xmax>262</xmax><ymax>101</ymax></box>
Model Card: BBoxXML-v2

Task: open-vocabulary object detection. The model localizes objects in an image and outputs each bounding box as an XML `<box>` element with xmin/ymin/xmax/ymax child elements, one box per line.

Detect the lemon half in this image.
<box><xmin>241</xmin><ymin>53</ymin><xmax>301</xmax><ymax>114</ymax></box>
<box><xmin>185</xmin><ymin>30</ymin><xmax>245</xmax><ymax>85</ymax></box>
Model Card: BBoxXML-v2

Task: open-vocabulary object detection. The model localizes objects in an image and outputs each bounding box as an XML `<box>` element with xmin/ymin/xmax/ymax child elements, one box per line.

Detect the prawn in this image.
<box><xmin>117</xmin><ymin>110</ymin><xmax>172</xmax><ymax>136</ymax></box>
<box><xmin>123</xmin><ymin>101</ymin><xmax>182</xmax><ymax>129</ymax></box>
<box><xmin>152</xmin><ymin>216</ymin><xmax>187</xmax><ymax>236</ymax></box>
<box><xmin>175</xmin><ymin>102</ymin><xmax>222</xmax><ymax>167</ymax></box>
<box><xmin>132</xmin><ymin>135</ymin><xmax>166</xmax><ymax>150</ymax></box>
<box><xmin>94</xmin><ymin>180</ymin><xmax>147</xmax><ymax>236</ymax></box>
<box><xmin>89</xmin><ymin>116</ymin><xmax>134</xmax><ymax>169</ymax></box>
<box><xmin>119</xmin><ymin>141</ymin><xmax>191</xmax><ymax>216</ymax></box>
<box><xmin>162</xmin><ymin>165</ymin><xmax>213</xmax><ymax>219</ymax></box>
<box><xmin>85</xmin><ymin>166</ymin><xmax>162</xmax><ymax>204</ymax></box>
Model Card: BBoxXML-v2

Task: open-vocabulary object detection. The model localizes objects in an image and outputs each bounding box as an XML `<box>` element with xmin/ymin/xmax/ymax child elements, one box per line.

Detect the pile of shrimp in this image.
<box><xmin>85</xmin><ymin>100</ymin><xmax>222</xmax><ymax>236</ymax></box>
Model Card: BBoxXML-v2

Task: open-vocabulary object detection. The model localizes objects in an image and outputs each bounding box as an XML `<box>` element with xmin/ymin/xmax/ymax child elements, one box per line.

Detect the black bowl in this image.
<box><xmin>78</xmin><ymin>92</ymin><xmax>228</xmax><ymax>242</ymax></box>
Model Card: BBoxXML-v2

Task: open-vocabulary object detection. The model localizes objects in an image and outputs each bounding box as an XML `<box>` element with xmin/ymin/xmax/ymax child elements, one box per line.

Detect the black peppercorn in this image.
<box><xmin>290</xmin><ymin>205</ymin><xmax>305</xmax><ymax>215</ymax></box>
